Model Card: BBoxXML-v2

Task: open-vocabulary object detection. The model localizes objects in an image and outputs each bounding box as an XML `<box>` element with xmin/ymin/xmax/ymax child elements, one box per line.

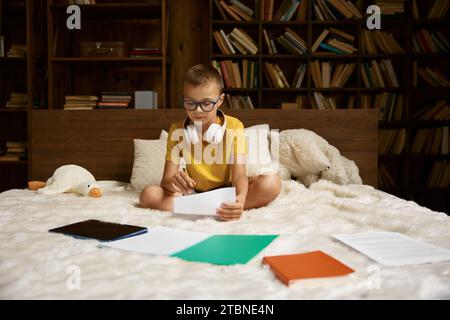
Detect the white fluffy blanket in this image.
<box><xmin>0</xmin><ymin>180</ymin><xmax>449</xmax><ymax>299</ymax></box>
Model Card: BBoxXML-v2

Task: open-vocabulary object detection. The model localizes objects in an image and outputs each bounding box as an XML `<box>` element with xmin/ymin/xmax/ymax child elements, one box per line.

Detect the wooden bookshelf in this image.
<box><xmin>0</xmin><ymin>0</ymin><xmax>33</xmax><ymax>191</ymax></box>
<box><xmin>46</xmin><ymin>0</ymin><xmax>168</xmax><ymax>109</ymax></box>
<box><xmin>208</xmin><ymin>0</ymin><xmax>450</xmax><ymax>213</ymax></box>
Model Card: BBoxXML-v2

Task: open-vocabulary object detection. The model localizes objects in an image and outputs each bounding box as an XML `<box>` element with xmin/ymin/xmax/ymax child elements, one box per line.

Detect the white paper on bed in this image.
<box><xmin>100</xmin><ymin>226</ymin><xmax>210</xmax><ymax>255</ymax></box>
<box><xmin>333</xmin><ymin>232</ymin><xmax>450</xmax><ymax>266</ymax></box>
<box><xmin>173</xmin><ymin>187</ymin><xmax>236</xmax><ymax>216</ymax></box>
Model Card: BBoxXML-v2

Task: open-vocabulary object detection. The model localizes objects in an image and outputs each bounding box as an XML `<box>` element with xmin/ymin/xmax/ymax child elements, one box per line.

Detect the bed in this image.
<box><xmin>0</xmin><ymin>109</ymin><xmax>449</xmax><ymax>299</ymax></box>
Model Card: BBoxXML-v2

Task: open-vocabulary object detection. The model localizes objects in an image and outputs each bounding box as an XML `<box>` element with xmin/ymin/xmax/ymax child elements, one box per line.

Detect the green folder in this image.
<box><xmin>171</xmin><ymin>234</ymin><xmax>278</xmax><ymax>265</ymax></box>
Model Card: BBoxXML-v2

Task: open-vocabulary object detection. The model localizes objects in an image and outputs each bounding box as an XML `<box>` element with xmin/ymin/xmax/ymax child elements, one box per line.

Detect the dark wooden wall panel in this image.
<box><xmin>31</xmin><ymin>109</ymin><xmax>378</xmax><ymax>186</ymax></box>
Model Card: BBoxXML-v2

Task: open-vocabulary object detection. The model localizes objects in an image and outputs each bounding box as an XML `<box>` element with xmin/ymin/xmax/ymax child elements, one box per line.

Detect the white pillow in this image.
<box><xmin>244</xmin><ymin>124</ymin><xmax>277</xmax><ymax>177</ymax></box>
<box><xmin>128</xmin><ymin>130</ymin><xmax>167</xmax><ymax>192</ymax></box>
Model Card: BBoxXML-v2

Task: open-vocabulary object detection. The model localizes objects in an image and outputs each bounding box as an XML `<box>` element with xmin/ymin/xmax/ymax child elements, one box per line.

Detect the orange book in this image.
<box><xmin>263</xmin><ymin>251</ymin><xmax>354</xmax><ymax>286</ymax></box>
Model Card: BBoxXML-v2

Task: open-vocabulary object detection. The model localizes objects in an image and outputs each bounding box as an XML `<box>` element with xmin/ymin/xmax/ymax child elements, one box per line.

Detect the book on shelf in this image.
<box><xmin>64</xmin><ymin>95</ymin><xmax>98</xmax><ymax>110</ymax></box>
<box><xmin>379</xmin><ymin>129</ymin><xmax>406</xmax><ymax>154</ymax></box>
<box><xmin>412</xmin><ymin>30</ymin><xmax>450</xmax><ymax>54</ymax></box>
<box><xmin>274</xmin><ymin>28</ymin><xmax>307</xmax><ymax>55</ymax></box>
<box><xmin>297</xmin><ymin>95</ymin><xmax>308</xmax><ymax>108</ymax></box>
<box><xmin>291</xmin><ymin>62</ymin><xmax>307</xmax><ymax>88</ymax></box>
<box><xmin>361</xmin><ymin>29</ymin><xmax>405</xmax><ymax>54</ymax></box>
<box><xmin>412</xmin><ymin>100</ymin><xmax>450</xmax><ymax>121</ymax></box>
<box><xmin>312</xmin><ymin>0</ymin><xmax>362</xmax><ymax>21</ymax></box>
<box><xmin>68</xmin><ymin>0</ymin><xmax>96</xmax><ymax>4</ymax></box>
<box><xmin>362</xmin><ymin>93</ymin><xmax>404</xmax><ymax>121</ymax></box>
<box><xmin>427</xmin><ymin>161</ymin><xmax>450</xmax><ymax>188</ymax></box>
<box><xmin>5</xmin><ymin>92</ymin><xmax>28</xmax><ymax>109</ymax></box>
<box><xmin>312</xmin><ymin>27</ymin><xmax>357</xmax><ymax>54</ymax></box>
<box><xmin>417</xmin><ymin>67</ymin><xmax>450</xmax><ymax>87</ymax></box>
<box><xmin>129</xmin><ymin>47</ymin><xmax>162</xmax><ymax>58</ymax></box>
<box><xmin>374</xmin><ymin>0</ymin><xmax>405</xmax><ymax>15</ymax></box>
<box><xmin>310</xmin><ymin>60</ymin><xmax>355</xmax><ymax>88</ymax></box>
<box><xmin>411</xmin><ymin>127</ymin><xmax>449</xmax><ymax>155</ymax></box>
<box><xmin>98</xmin><ymin>92</ymin><xmax>132</xmax><ymax>109</ymax></box>
<box><xmin>214</xmin><ymin>28</ymin><xmax>258</xmax><ymax>55</ymax></box>
<box><xmin>6</xmin><ymin>44</ymin><xmax>27</xmax><ymax>58</ymax></box>
<box><xmin>0</xmin><ymin>141</ymin><xmax>27</xmax><ymax>162</ymax></box>
<box><xmin>378</xmin><ymin>164</ymin><xmax>397</xmax><ymax>188</ymax></box>
<box><xmin>223</xmin><ymin>94</ymin><xmax>255</xmax><ymax>109</ymax></box>
<box><xmin>212</xmin><ymin>59</ymin><xmax>258</xmax><ymax>88</ymax></box>
<box><xmin>0</xmin><ymin>36</ymin><xmax>4</xmax><ymax>57</ymax></box>
<box><xmin>361</xmin><ymin>59</ymin><xmax>399</xmax><ymax>88</ymax></box>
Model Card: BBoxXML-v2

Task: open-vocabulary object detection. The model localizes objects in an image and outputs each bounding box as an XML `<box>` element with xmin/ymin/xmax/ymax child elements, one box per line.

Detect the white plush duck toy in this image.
<box><xmin>28</xmin><ymin>164</ymin><xmax>103</xmax><ymax>198</ymax></box>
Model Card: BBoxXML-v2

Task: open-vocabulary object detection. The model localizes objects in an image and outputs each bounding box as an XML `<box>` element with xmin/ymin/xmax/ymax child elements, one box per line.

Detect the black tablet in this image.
<box><xmin>49</xmin><ymin>219</ymin><xmax>147</xmax><ymax>242</ymax></box>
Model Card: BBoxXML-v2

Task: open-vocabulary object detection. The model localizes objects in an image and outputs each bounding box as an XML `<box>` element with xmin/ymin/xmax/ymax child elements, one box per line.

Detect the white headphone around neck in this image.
<box><xmin>183</xmin><ymin>109</ymin><xmax>227</xmax><ymax>145</ymax></box>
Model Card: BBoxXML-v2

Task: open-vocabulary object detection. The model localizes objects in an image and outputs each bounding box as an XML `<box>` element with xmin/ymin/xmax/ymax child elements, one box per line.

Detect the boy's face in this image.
<box><xmin>183</xmin><ymin>82</ymin><xmax>224</xmax><ymax>126</ymax></box>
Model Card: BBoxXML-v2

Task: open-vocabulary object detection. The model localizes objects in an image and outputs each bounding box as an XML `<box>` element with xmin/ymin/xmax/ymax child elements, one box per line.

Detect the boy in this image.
<box><xmin>139</xmin><ymin>64</ymin><xmax>281</xmax><ymax>221</ymax></box>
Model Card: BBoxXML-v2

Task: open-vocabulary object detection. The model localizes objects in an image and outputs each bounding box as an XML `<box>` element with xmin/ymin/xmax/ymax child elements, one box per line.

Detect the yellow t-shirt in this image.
<box><xmin>165</xmin><ymin>113</ymin><xmax>247</xmax><ymax>192</ymax></box>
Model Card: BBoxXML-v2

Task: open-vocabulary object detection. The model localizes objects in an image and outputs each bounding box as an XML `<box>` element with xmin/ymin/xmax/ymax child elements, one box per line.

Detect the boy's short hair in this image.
<box><xmin>184</xmin><ymin>64</ymin><xmax>224</xmax><ymax>93</ymax></box>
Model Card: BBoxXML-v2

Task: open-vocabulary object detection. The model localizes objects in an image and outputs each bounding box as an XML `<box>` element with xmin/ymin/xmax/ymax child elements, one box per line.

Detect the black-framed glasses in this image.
<box><xmin>183</xmin><ymin>96</ymin><xmax>221</xmax><ymax>112</ymax></box>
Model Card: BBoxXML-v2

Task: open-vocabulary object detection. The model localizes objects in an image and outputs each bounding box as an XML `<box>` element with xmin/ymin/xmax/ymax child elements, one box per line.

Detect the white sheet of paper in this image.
<box><xmin>173</xmin><ymin>187</ymin><xmax>236</xmax><ymax>216</ymax></box>
<box><xmin>100</xmin><ymin>226</ymin><xmax>210</xmax><ymax>255</ymax></box>
<box><xmin>333</xmin><ymin>232</ymin><xmax>450</xmax><ymax>266</ymax></box>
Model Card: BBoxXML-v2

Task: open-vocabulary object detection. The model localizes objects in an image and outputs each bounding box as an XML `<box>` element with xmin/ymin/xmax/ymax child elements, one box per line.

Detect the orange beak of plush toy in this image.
<box><xmin>88</xmin><ymin>187</ymin><xmax>102</xmax><ymax>198</ymax></box>
<box><xmin>28</xmin><ymin>181</ymin><xmax>46</xmax><ymax>191</ymax></box>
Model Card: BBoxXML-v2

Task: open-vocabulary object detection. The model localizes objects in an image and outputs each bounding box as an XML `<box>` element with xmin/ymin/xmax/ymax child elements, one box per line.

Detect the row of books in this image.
<box><xmin>311</xmin><ymin>61</ymin><xmax>355</xmax><ymax>88</ymax></box>
<box><xmin>361</xmin><ymin>30</ymin><xmax>404</xmax><ymax>54</ymax></box>
<box><xmin>6</xmin><ymin>44</ymin><xmax>27</xmax><ymax>58</ymax></box>
<box><xmin>378</xmin><ymin>164</ymin><xmax>397</xmax><ymax>187</ymax></box>
<box><xmin>312</xmin><ymin>0</ymin><xmax>362</xmax><ymax>20</ymax></box>
<box><xmin>212</xmin><ymin>59</ymin><xmax>258</xmax><ymax>88</ymax></box>
<box><xmin>214</xmin><ymin>0</ymin><xmax>256</xmax><ymax>21</ymax></box>
<box><xmin>411</xmin><ymin>127</ymin><xmax>449</xmax><ymax>155</ymax></box>
<box><xmin>312</xmin><ymin>28</ymin><xmax>357</xmax><ymax>54</ymax></box>
<box><xmin>312</xmin><ymin>92</ymin><xmax>355</xmax><ymax>110</ymax></box>
<box><xmin>412</xmin><ymin>29</ymin><xmax>449</xmax><ymax>54</ymax></box>
<box><xmin>379</xmin><ymin>129</ymin><xmax>406</xmax><ymax>154</ymax></box>
<box><xmin>379</xmin><ymin>161</ymin><xmax>450</xmax><ymax>188</ymax></box>
<box><xmin>412</xmin><ymin>0</ymin><xmax>449</xmax><ymax>19</ymax></box>
<box><xmin>375</xmin><ymin>0</ymin><xmax>405</xmax><ymax>15</ymax></box>
<box><xmin>263</xmin><ymin>28</ymin><xmax>307</xmax><ymax>55</ymax></box>
<box><xmin>412</xmin><ymin>100</ymin><xmax>450</xmax><ymax>121</ymax></box>
<box><xmin>361</xmin><ymin>59</ymin><xmax>399</xmax><ymax>88</ymax></box>
<box><xmin>262</xmin><ymin>61</ymin><xmax>306</xmax><ymax>88</ymax></box>
<box><xmin>416</xmin><ymin>67</ymin><xmax>450</xmax><ymax>87</ymax></box>
<box><xmin>427</xmin><ymin>161</ymin><xmax>450</xmax><ymax>187</ymax></box>
<box><xmin>362</xmin><ymin>93</ymin><xmax>403</xmax><ymax>121</ymax></box>
<box><xmin>222</xmin><ymin>94</ymin><xmax>255</xmax><ymax>109</ymax></box>
<box><xmin>0</xmin><ymin>141</ymin><xmax>27</xmax><ymax>162</ymax></box>
<box><xmin>5</xmin><ymin>92</ymin><xmax>28</xmax><ymax>109</ymax></box>
<box><xmin>260</xmin><ymin>0</ymin><xmax>308</xmax><ymax>21</ymax></box>
<box><xmin>213</xmin><ymin>28</ymin><xmax>258</xmax><ymax>55</ymax></box>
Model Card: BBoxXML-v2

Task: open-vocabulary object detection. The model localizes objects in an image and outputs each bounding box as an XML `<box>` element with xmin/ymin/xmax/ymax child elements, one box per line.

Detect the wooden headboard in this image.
<box><xmin>30</xmin><ymin>109</ymin><xmax>378</xmax><ymax>186</ymax></box>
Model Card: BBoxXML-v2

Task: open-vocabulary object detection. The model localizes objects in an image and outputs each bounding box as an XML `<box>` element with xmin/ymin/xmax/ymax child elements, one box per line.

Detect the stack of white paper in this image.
<box><xmin>333</xmin><ymin>232</ymin><xmax>450</xmax><ymax>266</ymax></box>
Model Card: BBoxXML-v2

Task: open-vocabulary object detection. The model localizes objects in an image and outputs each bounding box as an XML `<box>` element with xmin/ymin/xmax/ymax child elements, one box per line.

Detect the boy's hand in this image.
<box><xmin>217</xmin><ymin>201</ymin><xmax>244</xmax><ymax>221</ymax></box>
<box><xmin>168</xmin><ymin>170</ymin><xmax>196</xmax><ymax>195</ymax></box>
